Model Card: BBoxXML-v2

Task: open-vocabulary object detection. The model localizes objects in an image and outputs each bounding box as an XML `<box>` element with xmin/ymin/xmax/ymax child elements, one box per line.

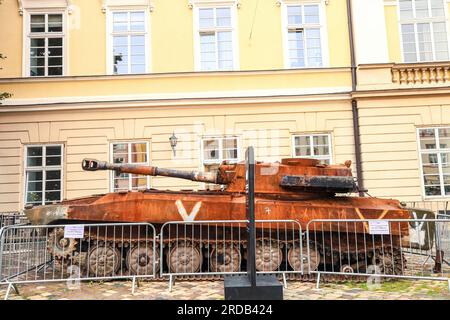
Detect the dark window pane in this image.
<box><xmin>30</xmin><ymin>15</ymin><xmax>45</xmax><ymax>33</ymax></box>
<box><xmin>48</xmin><ymin>14</ymin><xmax>63</xmax><ymax>32</ymax></box>
<box><xmin>27</xmin><ymin>157</ymin><xmax>42</xmax><ymax>167</ymax></box>
<box><xmin>30</xmin><ymin>38</ymin><xmax>45</xmax><ymax>47</ymax></box>
<box><xmin>45</xmin><ymin>180</ymin><xmax>61</xmax><ymax>191</ymax></box>
<box><xmin>30</xmin><ymin>58</ymin><xmax>45</xmax><ymax>67</ymax></box>
<box><xmin>45</xmin><ymin>191</ymin><xmax>61</xmax><ymax>203</ymax></box>
<box><xmin>27</xmin><ymin>181</ymin><xmax>43</xmax><ymax>192</ymax></box>
<box><xmin>30</xmin><ymin>68</ymin><xmax>44</xmax><ymax>76</ymax></box>
<box><xmin>30</xmin><ymin>48</ymin><xmax>46</xmax><ymax>57</ymax></box>
<box><xmin>46</xmin><ymin>170</ymin><xmax>61</xmax><ymax>180</ymax></box>
<box><xmin>27</xmin><ymin>171</ymin><xmax>43</xmax><ymax>181</ymax></box>
<box><xmin>27</xmin><ymin>192</ymin><xmax>42</xmax><ymax>203</ymax></box>
<box><xmin>48</xmin><ymin>67</ymin><xmax>63</xmax><ymax>76</ymax></box>
<box><xmin>48</xmin><ymin>48</ymin><xmax>62</xmax><ymax>56</ymax></box>
<box><xmin>48</xmin><ymin>38</ymin><xmax>63</xmax><ymax>46</ymax></box>
<box><xmin>425</xmin><ymin>186</ymin><xmax>442</xmax><ymax>196</ymax></box>
<box><xmin>27</xmin><ymin>147</ymin><xmax>42</xmax><ymax>157</ymax></box>
<box><xmin>46</xmin><ymin>146</ymin><xmax>61</xmax><ymax>156</ymax></box>
<box><xmin>48</xmin><ymin>57</ymin><xmax>62</xmax><ymax>66</ymax></box>
<box><xmin>46</xmin><ymin>156</ymin><xmax>61</xmax><ymax>166</ymax></box>
<box><xmin>31</xmin><ymin>15</ymin><xmax>45</xmax><ymax>23</ymax></box>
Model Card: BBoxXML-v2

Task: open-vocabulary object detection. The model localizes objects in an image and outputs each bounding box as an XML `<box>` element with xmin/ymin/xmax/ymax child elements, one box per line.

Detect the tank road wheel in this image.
<box><xmin>126</xmin><ymin>243</ymin><xmax>160</xmax><ymax>275</ymax></box>
<box><xmin>372</xmin><ymin>248</ymin><xmax>405</xmax><ymax>275</ymax></box>
<box><xmin>288</xmin><ymin>244</ymin><xmax>320</xmax><ymax>273</ymax></box>
<box><xmin>87</xmin><ymin>243</ymin><xmax>121</xmax><ymax>276</ymax></box>
<box><xmin>47</xmin><ymin>227</ymin><xmax>78</xmax><ymax>259</ymax></box>
<box><xmin>167</xmin><ymin>241</ymin><xmax>202</xmax><ymax>273</ymax></box>
<box><xmin>210</xmin><ymin>245</ymin><xmax>241</xmax><ymax>273</ymax></box>
<box><xmin>255</xmin><ymin>240</ymin><xmax>283</xmax><ymax>271</ymax></box>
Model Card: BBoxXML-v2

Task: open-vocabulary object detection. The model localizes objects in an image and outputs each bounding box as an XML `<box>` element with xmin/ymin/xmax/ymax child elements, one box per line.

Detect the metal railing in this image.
<box><xmin>0</xmin><ymin>212</ymin><xmax>29</xmax><ymax>229</ymax></box>
<box><xmin>0</xmin><ymin>222</ymin><xmax>156</xmax><ymax>299</ymax></box>
<box><xmin>305</xmin><ymin>219</ymin><xmax>450</xmax><ymax>290</ymax></box>
<box><xmin>159</xmin><ymin>220</ymin><xmax>303</xmax><ymax>290</ymax></box>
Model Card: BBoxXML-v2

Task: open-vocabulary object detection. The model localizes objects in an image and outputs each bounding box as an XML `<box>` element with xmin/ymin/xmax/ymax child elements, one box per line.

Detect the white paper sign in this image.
<box><xmin>368</xmin><ymin>220</ymin><xmax>390</xmax><ymax>235</ymax></box>
<box><xmin>64</xmin><ymin>225</ymin><xmax>85</xmax><ymax>238</ymax></box>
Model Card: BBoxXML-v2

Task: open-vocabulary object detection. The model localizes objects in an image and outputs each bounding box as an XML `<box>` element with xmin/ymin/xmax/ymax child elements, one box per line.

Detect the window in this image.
<box><xmin>201</xmin><ymin>137</ymin><xmax>239</xmax><ymax>188</ymax></box>
<box><xmin>399</xmin><ymin>0</ymin><xmax>449</xmax><ymax>62</ymax></box>
<box><xmin>284</xmin><ymin>4</ymin><xmax>323</xmax><ymax>68</ymax></box>
<box><xmin>292</xmin><ymin>134</ymin><xmax>332</xmax><ymax>164</ymax></box>
<box><xmin>27</xmin><ymin>13</ymin><xmax>64</xmax><ymax>76</ymax></box>
<box><xmin>110</xmin><ymin>11</ymin><xmax>148</xmax><ymax>74</ymax></box>
<box><xmin>111</xmin><ymin>142</ymin><xmax>150</xmax><ymax>191</ymax></box>
<box><xmin>25</xmin><ymin>145</ymin><xmax>63</xmax><ymax>206</ymax></box>
<box><xmin>418</xmin><ymin>127</ymin><xmax>450</xmax><ymax>197</ymax></box>
<box><xmin>196</xmin><ymin>7</ymin><xmax>237</xmax><ymax>71</ymax></box>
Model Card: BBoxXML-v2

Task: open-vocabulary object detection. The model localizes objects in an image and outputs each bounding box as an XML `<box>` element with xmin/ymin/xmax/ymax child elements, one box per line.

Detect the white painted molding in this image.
<box><xmin>101</xmin><ymin>0</ymin><xmax>154</xmax><ymax>13</ymax></box>
<box><xmin>188</xmin><ymin>0</ymin><xmax>241</xmax><ymax>9</ymax></box>
<box><xmin>17</xmin><ymin>0</ymin><xmax>72</xmax><ymax>14</ymax></box>
<box><xmin>0</xmin><ymin>86</ymin><xmax>351</xmax><ymax>107</ymax></box>
<box><xmin>277</xmin><ymin>0</ymin><xmax>329</xmax><ymax>6</ymax></box>
<box><xmin>17</xmin><ymin>0</ymin><xmax>23</xmax><ymax>15</ymax></box>
<box><xmin>383</xmin><ymin>1</ymin><xmax>397</xmax><ymax>6</ymax></box>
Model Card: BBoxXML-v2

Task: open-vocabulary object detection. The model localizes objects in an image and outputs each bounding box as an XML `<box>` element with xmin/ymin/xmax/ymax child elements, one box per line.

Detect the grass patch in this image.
<box><xmin>332</xmin><ymin>279</ymin><xmax>449</xmax><ymax>295</ymax></box>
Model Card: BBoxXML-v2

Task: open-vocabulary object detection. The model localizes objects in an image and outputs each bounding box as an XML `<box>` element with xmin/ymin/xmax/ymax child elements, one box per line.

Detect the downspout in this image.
<box><xmin>346</xmin><ymin>0</ymin><xmax>365</xmax><ymax>196</ymax></box>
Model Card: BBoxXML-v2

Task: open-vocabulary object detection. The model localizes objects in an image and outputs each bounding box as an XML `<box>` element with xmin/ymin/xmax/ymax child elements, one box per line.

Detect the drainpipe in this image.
<box><xmin>346</xmin><ymin>0</ymin><xmax>365</xmax><ymax>196</ymax></box>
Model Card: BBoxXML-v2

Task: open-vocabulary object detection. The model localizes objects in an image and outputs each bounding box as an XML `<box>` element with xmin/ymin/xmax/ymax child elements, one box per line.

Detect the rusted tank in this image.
<box><xmin>25</xmin><ymin>157</ymin><xmax>411</xmax><ymax>276</ymax></box>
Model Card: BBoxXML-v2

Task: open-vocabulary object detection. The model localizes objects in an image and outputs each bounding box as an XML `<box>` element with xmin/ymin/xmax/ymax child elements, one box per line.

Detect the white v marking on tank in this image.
<box><xmin>175</xmin><ymin>200</ymin><xmax>202</xmax><ymax>221</ymax></box>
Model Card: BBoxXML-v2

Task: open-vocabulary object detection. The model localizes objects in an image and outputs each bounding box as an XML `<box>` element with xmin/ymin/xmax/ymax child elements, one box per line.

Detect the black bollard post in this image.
<box><xmin>224</xmin><ymin>146</ymin><xmax>283</xmax><ymax>300</ymax></box>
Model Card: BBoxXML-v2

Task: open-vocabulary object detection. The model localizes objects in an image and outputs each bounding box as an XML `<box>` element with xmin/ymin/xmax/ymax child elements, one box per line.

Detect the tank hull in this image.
<box><xmin>25</xmin><ymin>189</ymin><xmax>410</xmax><ymax>234</ymax></box>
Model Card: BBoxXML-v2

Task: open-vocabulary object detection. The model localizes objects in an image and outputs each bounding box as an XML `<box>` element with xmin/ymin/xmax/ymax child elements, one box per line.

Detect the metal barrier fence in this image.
<box><xmin>0</xmin><ymin>212</ymin><xmax>29</xmax><ymax>229</ymax></box>
<box><xmin>0</xmin><ymin>222</ymin><xmax>156</xmax><ymax>299</ymax></box>
<box><xmin>159</xmin><ymin>220</ymin><xmax>303</xmax><ymax>290</ymax></box>
<box><xmin>305</xmin><ymin>219</ymin><xmax>450</xmax><ymax>290</ymax></box>
<box><xmin>405</xmin><ymin>201</ymin><xmax>449</xmax><ymax>216</ymax></box>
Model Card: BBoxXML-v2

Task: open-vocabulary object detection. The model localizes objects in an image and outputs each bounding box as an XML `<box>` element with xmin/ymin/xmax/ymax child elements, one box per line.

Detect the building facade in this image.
<box><xmin>0</xmin><ymin>0</ymin><xmax>449</xmax><ymax>212</ymax></box>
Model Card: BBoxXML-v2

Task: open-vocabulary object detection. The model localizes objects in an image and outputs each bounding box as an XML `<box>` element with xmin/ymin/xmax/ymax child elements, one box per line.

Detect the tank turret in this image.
<box><xmin>82</xmin><ymin>157</ymin><xmax>358</xmax><ymax>195</ymax></box>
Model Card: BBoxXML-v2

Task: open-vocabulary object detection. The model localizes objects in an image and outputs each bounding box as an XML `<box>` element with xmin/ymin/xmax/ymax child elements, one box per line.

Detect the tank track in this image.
<box><xmin>49</xmin><ymin>229</ymin><xmax>405</xmax><ymax>284</ymax></box>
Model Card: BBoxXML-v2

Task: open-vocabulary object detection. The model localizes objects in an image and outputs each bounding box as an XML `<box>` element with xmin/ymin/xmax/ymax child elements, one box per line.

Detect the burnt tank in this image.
<box><xmin>25</xmin><ymin>157</ymin><xmax>411</xmax><ymax>276</ymax></box>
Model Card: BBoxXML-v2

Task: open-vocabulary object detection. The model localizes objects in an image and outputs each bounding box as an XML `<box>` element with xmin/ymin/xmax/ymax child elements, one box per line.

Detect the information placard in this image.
<box><xmin>368</xmin><ymin>220</ymin><xmax>390</xmax><ymax>235</ymax></box>
<box><xmin>64</xmin><ymin>225</ymin><xmax>85</xmax><ymax>238</ymax></box>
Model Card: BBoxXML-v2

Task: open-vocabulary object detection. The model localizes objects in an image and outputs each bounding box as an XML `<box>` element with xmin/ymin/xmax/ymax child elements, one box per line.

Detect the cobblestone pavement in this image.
<box><xmin>1</xmin><ymin>279</ymin><xmax>449</xmax><ymax>300</ymax></box>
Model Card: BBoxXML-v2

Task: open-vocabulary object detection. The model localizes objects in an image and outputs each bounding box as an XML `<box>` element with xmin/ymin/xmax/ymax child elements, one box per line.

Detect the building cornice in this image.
<box><xmin>0</xmin><ymin>67</ymin><xmax>351</xmax><ymax>84</ymax></box>
<box><xmin>352</xmin><ymin>86</ymin><xmax>450</xmax><ymax>99</ymax></box>
<box><xmin>0</xmin><ymin>91</ymin><xmax>351</xmax><ymax>113</ymax></box>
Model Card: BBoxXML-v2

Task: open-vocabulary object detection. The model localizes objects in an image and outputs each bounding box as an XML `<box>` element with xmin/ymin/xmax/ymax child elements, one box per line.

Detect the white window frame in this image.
<box><xmin>417</xmin><ymin>126</ymin><xmax>450</xmax><ymax>198</ymax></box>
<box><xmin>200</xmin><ymin>136</ymin><xmax>241</xmax><ymax>165</ymax></box>
<box><xmin>23</xmin><ymin>144</ymin><xmax>64</xmax><ymax>207</ymax></box>
<box><xmin>22</xmin><ymin>9</ymin><xmax>68</xmax><ymax>77</ymax></box>
<box><xmin>280</xmin><ymin>0</ymin><xmax>330</xmax><ymax>69</ymax></box>
<box><xmin>291</xmin><ymin>133</ymin><xmax>333</xmax><ymax>163</ymax></box>
<box><xmin>105</xmin><ymin>7</ymin><xmax>151</xmax><ymax>75</ymax></box>
<box><xmin>397</xmin><ymin>0</ymin><xmax>450</xmax><ymax>63</ymax></box>
<box><xmin>109</xmin><ymin>141</ymin><xmax>151</xmax><ymax>192</ymax></box>
<box><xmin>193</xmin><ymin>3</ymin><xmax>240</xmax><ymax>71</ymax></box>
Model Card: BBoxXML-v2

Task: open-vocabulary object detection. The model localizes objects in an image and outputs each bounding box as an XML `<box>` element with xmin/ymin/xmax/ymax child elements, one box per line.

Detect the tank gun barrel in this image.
<box><xmin>82</xmin><ymin>158</ymin><xmax>226</xmax><ymax>184</ymax></box>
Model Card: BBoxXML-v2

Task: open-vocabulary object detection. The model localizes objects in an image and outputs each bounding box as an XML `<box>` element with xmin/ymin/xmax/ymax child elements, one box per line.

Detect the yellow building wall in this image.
<box><xmin>0</xmin><ymin>100</ymin><xmax>355</xmax><ymax>211</ymax></box>
<box><xmin>69</xmin><ymin>0</ymin><xmax>106</xmax><ymax>75</ymax></box>
<box><xmin>0</xmin><ymin>0</ymin><xmax>23</xmax><ymax>77</ymax></box>
<box><xmin>0</xmin><ymin>0</ymin><xmax>351</xmax><ymax>78</ymax></box>
<box><xmin>358</xmin><ymin>96</ymin><xmax>450</xmax><ymax>201</ymax></box>
<box><xmin>384</xmin><ymin>3</ymin><xmax>401</xmax><ymax>63</ymax></box>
